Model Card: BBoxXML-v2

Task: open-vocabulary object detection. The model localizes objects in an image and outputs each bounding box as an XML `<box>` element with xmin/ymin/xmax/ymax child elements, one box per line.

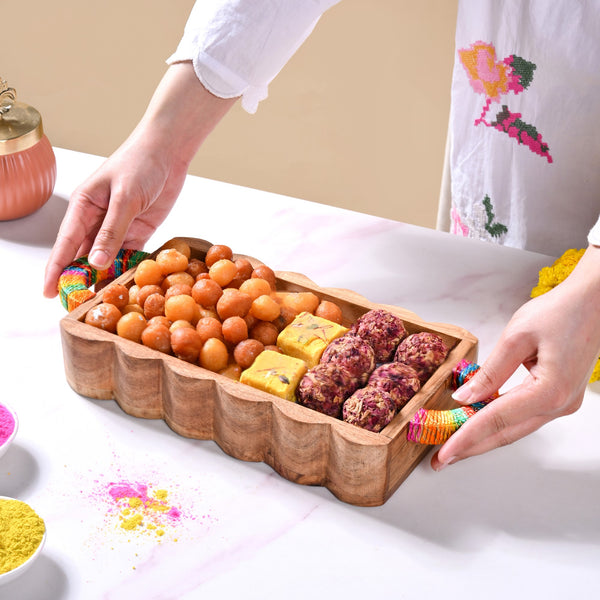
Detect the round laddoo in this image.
<box><xmin>342</xmin><ymin>387</ymin><xmax>396</xmax><ymax>432</ymax></box>
<box><xmin>296</xmin><ymin>363</ymin><xmax>358</xmax><ymax>419</ymax></box>
<box><xmin>367</xmin><ymin>362</ymin><xmax>420</xmax><ymax>410</ymax></box>
<box><xmin>349</xmin><ymin>309</ymin><xmax>407</xmax><ymax>363</ymax></box>
<box><xmin>319</xmin><ymin>334</ymin><xmax>375</xmax><ymax>386</ymax></box>
<box><xmin>394</xmin><ymin>332</ymin><xmax>449</xmax><ymax>383</ymax></box>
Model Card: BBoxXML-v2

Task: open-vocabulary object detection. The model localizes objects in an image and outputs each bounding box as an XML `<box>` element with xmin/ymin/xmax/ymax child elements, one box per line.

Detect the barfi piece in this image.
<box><xmin>277</xmin><ymin>312</ymin><xmax>348</xmax><ymax>367</ymax></box>
<box><xmin>240</xmin><ymin>350</ymin><xmax>308</xmax><ymax>402</ymax></box>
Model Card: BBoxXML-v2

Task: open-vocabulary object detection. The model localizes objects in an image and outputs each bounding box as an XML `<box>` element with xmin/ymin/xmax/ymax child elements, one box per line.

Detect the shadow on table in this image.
<box><xmin>0</xmin><ymin>444</ymin><xmax>41</xmax><ymax>498</ymax></box>
<box><xmin>366</xmin><ymin>436</ymin><xmax>600</xmax><ymax>550</ymax></box>
<box><xmin>1</xmin><ymin>554</ymin><xmax>69</xmax><ymax>600</ymax></box>
<box><xmin>0</xmin><ymin>193</ymin><xmax>67</xmax><ymax>248</ymax></box>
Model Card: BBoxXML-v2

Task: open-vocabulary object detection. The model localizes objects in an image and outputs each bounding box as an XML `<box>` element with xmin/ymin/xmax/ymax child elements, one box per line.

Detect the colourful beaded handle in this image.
<box><xmin>407</xmin><ymin>360</ymin><xmax>498</xmax><ymax>445</ymax></box>
<box><xmin>59</xmin><ymin>249</ymin><xmax>149</xmax><ymax>312</ymax></box>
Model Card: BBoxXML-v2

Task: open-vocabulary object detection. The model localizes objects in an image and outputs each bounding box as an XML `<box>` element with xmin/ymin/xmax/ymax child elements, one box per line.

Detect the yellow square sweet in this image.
<box><xmin>276</xmin><ymin>311</ymin><xmax>348</xmax><ymax>367</ymax></box>
<box><xmin>240</xmin><ymin>350</ymin><xmax>308</xmax><ymax>402</ymax></box>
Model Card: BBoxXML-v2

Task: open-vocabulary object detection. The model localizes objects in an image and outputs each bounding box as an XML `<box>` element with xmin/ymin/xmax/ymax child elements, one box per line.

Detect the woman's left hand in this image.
<box><xmin>431</xmin><ymin>244</ymin><xmax>600</xmax><ymax>470</ymax></box>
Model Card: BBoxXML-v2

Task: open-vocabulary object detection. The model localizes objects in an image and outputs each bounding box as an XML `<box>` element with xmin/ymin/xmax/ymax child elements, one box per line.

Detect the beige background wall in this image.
<box><xmin>3</xmin><ymin>1</ymin><xmax>457</xmax><ymax>229</ymax></box>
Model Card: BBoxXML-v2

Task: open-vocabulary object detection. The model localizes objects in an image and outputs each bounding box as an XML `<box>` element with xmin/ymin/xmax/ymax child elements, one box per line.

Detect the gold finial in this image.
<box><xmin>0</xmin><ymin>79</ymin><xmax>16</xmax><ymax>116</ymax></box>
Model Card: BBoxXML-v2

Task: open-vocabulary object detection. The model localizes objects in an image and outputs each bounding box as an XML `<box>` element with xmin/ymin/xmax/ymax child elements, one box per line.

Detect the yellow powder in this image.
<box><xmin>148</xmin><ymin>501</ymin><xmax>169</xmax><ymax>513</ymax></box>
<box><xmin>154</xmin><ymin>490</ymin><xmax>168</xmax><ymax>501</ymax></box>
<box><xmin>128</xmin><ymin>497</ymin><xmax>142</xmax><ymax>509</ymax></box>
<box><xmin>120</xmin><ymin>514</ymin><xmax>144</xmax><ymax>531</ymax></box>
<box><xmin>0</xmin><ymin>499</ymin><xmax>45</xmax><ymax>574</ymax></box>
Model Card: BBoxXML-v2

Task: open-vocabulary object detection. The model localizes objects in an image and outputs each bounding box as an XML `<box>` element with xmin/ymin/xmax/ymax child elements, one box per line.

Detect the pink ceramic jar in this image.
<box><xmin>0</xmin><ymin>80</ymin><xmax>56</xmax><ymax>220</ymax></box>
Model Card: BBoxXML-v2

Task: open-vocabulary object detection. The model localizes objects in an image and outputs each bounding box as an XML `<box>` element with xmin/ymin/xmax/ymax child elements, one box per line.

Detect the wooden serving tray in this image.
<box><xmin>60</xmin><ymin>237</ymin><xmax>478</xmax><ymax>506</ymax></box>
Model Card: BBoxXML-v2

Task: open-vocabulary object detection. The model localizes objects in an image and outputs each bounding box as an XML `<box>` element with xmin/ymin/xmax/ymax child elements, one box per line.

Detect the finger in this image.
<box><xmin>87</xmin><ymin>188</ymin><xmax>140</xmax><ymax>270</ymax></box>
<box><xmin>452</xmin><ymin>331</ymin><xmax>535</xmax><ymax>405</ymax></box>
<box><xmin>43</xmin><ymin>201</ymin><xmax>103</xmax><ymax>298</ymax></box>
<box><xmin>431</xmin><ymin>412</ymin><xmax>548</xmax><ymax>471</ymax></box>
<box><xmin>432</xmin><ymin>382</ymin><xmax>547</xmax><ymax>469</ymax></box>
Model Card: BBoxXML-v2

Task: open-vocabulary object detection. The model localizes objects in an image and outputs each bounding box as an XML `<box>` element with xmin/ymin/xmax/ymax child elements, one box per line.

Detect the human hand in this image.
<box><xmin>431</xmin><ymin>245</ymin><xmax>600</xmax><ymax>470</ymax></box>
<box><xmin>43</xmin><ymin>62</ymin><xmax>236</xmax><ymax>298</ymax></box>
<box><xmin>42</xmin><ymin>133</ymin><xmax>186</xmax><ymax>298</ymax></box>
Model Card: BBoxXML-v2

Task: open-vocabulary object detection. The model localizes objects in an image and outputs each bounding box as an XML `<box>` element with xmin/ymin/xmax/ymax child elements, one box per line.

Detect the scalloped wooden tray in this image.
<box><xmin>60</xmin><ymin>237</ymin><xmax>478</xmax><ymax>506</ymax></box>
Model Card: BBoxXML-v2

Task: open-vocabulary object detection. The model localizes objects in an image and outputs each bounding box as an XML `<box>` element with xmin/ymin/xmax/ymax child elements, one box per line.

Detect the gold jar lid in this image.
<box><xmin>0</xmin><ymin>79</ymin><xmax>45</xmax><ymax>156</ymax></box>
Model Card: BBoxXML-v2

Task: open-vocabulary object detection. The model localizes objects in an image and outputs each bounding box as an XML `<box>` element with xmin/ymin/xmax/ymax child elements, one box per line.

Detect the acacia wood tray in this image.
<box><xmin>60</xmin><ymin>237</ymin><xmax>478</xmax><ymax>506</ymax></box>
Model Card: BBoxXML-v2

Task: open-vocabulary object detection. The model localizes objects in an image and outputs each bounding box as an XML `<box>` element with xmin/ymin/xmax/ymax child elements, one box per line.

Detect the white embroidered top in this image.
<box><xmin>447</xmin><ymin>0</ymin><xmax>600</xmax><ymax>255</ymax></box>
<box><xmin>168</xmin><ymin>0</ymin><xmax>600</xmax><ymax>256</ymax></box>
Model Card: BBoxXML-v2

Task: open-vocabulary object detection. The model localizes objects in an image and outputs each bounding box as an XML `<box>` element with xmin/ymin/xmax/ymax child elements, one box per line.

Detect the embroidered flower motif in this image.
<box><xmin>459</xmin><ymin>42</ymin><xmax>535</xmax><ymax>103</ymax></box>
<box><xmin>451</xmin><ymin>195</ymin><xmax>507</xmax><ymax>244</ymax></box>
<box><xmin>458</xmin><ymin>41</ymin><xmax>552</xmax><ymax>162</ymax></box>
<box><xmin>459</xmin><ymin>42</ymin><xmax>511</xmax><ymax>102</ymax></box>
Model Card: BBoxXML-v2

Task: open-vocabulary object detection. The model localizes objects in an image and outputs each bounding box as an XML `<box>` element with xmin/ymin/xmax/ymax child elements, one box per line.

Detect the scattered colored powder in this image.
<box><xmin>0</xmin><ymin>498</ymin><xmax>45</xmax><ymax>574</ymax></box>
<box><xmin>0</xmin><ymin>404</ymin><xmax>15</xmax><ymax>446</ymax></box>
<box><xmin>107</xmin><ymin>481</ymin><xmax>183</xmax><ymax>538</ymax></box>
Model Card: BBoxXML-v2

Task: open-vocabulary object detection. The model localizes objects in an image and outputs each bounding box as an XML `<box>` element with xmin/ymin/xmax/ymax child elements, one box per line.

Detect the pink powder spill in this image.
<box><xmin>0</xmin><ymin>404</ymin><xmax>15</xmax><ymax>446</ymax></box>
<box><xmin>109</xmin><ymin>482</ymin><xmax>149</xmax><ymax>502</ymax></box>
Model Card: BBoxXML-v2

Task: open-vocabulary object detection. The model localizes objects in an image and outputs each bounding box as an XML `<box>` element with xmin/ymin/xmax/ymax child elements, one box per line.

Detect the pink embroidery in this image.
<box><xmin>492</xmin><ymin>106</ymin><xmax>553</xmax><ymax>163</ymax></box>
<box><xmin>458</xmin><ymin>41</ymin><xmax>552</xmax><ymax>162</ymax></box>
<box><xmin>451</xmin><ymin>207</ymin><xmax>469</xmax><ymax>237</ymax></box>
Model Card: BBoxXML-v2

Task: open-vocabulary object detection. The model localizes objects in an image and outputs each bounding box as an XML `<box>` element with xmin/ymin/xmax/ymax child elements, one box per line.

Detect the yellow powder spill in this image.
<box><xmin>108</xmin><ymin>482</ymin><xmax>182</xmax><ymax>538</ymax></box>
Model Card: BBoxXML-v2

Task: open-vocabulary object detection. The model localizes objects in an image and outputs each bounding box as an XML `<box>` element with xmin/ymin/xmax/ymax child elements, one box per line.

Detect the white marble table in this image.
<box><xmin>1</xmin><ymin>147</ymin><xmax>599</xmax><ymax>599</ymax></box>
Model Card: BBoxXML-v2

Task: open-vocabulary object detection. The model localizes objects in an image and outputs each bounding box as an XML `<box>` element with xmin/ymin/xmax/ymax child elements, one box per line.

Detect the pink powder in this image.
<box><xmin>108</xmin><ymin>482</ymin><xmax>149</xmax><ymax>502</ymax></box>
<box><xmin>0</xmin><ymin>404</ymin><xmax>15</xmax><ymax>446</ymax></box>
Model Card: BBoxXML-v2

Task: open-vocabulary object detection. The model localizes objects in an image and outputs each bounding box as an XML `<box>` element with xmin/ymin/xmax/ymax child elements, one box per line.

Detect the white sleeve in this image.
<box><xmin>587</xmin><ymin>215</ymin><xmax>600</xmax><ymax>247</ymax></box>
<box><xmin>167</xmin><ymin>0</ymin><xmax>342</xmax><ymax>114</ymax></box>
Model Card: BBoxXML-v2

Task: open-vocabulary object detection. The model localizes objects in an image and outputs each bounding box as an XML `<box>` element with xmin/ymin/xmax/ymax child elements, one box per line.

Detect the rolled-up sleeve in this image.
<box><xmin>167</xmin><ymin>0</ymin><xmax>342</xmax><ymax>113</ymax></box>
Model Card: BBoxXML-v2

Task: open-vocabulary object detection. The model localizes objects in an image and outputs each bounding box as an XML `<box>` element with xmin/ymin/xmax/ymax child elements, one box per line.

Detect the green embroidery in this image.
<box><xmin>483</xmin><ymin>195</ymin><xmax>508</xmax><ymax>238</ymax></box>
<box><xmin>509</xmin><ymin>55</ymin><xmax>536</xmax><ymax>90</ymax></box>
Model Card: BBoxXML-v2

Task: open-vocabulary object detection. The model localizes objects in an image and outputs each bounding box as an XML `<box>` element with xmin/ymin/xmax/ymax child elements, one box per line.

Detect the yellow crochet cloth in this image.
<box><xmin>530</xmin><ymin>249</ymin><xmax>600</xmax><ymax>382</ymax></box>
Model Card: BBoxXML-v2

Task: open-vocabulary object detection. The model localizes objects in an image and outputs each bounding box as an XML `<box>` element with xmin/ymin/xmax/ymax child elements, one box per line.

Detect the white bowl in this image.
<box><xmin>0</xmin><ymin>497</ymin><xmax>46</xmax><ymax>586</ymax></box>
<box><xmin>0</xmin><ymin>403</ymin><xmax>18</xmax><ymax>460</ymax></box>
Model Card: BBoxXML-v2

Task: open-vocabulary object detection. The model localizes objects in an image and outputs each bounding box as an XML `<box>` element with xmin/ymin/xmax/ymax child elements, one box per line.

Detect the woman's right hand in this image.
<box><xmin>43</xmin><ymin>62</ymin><xmax>237</xmax><ymax>298</ymax></box>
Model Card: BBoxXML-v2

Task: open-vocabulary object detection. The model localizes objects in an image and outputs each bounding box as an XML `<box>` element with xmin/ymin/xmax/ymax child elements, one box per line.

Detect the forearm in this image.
<box><xmin>129</xmin><ymin>61</ymin><xmax>238</xmax><ymax>167</ymax></box>
<box><xmin>559</xmin><ymin>244</ymin><xmax>600</xmax><ymax>357</ymax></box>
<box><xmin>561</xmin><ymin>244</ymin><xmax>600</xmax><ymax>307</ymax></box>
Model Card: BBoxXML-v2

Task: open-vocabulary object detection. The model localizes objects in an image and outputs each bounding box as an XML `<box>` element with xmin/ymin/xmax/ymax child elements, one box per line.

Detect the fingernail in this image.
<box><xmin>452</xmin><ymin>385</ymin><xmax>472</xmax><ymax>403</ymax></box>
<box><xmin>435</xmin><ymin>456</ymin><xmax>457</xmax><ymax>472</ymax></box>
<box><xmin>89</xmin><ymin>250</ymin><xmax>110</xmax><ymax>269</ymax></box>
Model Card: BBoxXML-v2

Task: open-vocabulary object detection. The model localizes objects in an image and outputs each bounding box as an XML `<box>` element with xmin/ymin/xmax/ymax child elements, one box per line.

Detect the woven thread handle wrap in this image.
<box><xmin>58</xmin><ymin>249</ymin><xmax>149</xmax><ymax>311</ymax></box>
<box><xmin>406</xmin><ymin>359</ymin><xmax>498</xmax><ymax>445</ymax></box>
